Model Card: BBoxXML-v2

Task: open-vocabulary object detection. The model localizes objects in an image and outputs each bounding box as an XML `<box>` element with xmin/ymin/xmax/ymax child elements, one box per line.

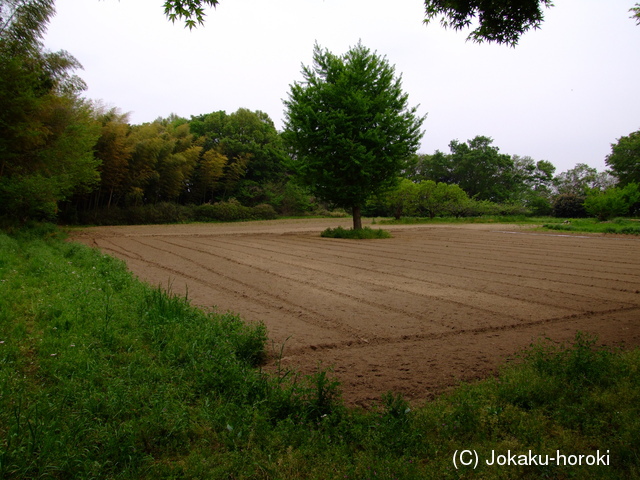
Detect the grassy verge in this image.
<box><xmin>377</xmin><ymin>215</ymin><xmax>564</xmax><ymax>225</ymax></box>
<box><xmin>541</xmin><ymin>218</ymin><xmax>640</xmax><ymax>235</ymax></box>
<box><xmin>1</xmin><ymin>225</ymin><xmax>639</xmax><ymax>478</ymax></box>
<box><xmin>378</xmin><ymin>215</ymin><xmax>640</xmax><ymax>236</ymax></box>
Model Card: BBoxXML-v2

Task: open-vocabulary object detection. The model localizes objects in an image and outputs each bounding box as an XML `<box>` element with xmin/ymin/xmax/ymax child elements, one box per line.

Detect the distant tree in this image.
<box><xmin>120</xmin><ymin>117</ymin><xmax>201</xmax><ymax>205</ymax></box>
<box><xmin>190</xmin><ymin>147</ymin><xmax>228</xmax><ymax>203</ymax></box>
<box><xmin>384</xmin><ymin>179</ymin><xmax>470</xmax><ymax>219</ymax></box>
<box><xmin>222</xmin><ymin>109</ymin><xmax>287</xmax><ymax>184</ymax></box>
<box><xmin>510</xmin><ymin>155</ymin><xmax>556</xmax><ymax>212</ymax></box>
<box><xmin>605</xmin><ymin>130</ymin><xmax>640</xmax><ymax>186</ymax></box>
<box><xmin>283</xmin><ymin>42</ymin><xmax>425</xmax><ymax>230</ymax></box>
<box><xmin>584</xmin><ymin>183</ymin><xmax>640</xmax><ymax>221</ymax></box>
<box><xmin>125</xmin><ymin>122</ymin><xmax>173</xmax><ymax>204</ymax></box>
<box><xmin>402</xmin><ymin>138</ymin><xmax>525</xmax><ymax>203</ymax></box>
<box><xmin>190</xmin><ymin>108</ymin><xmax>287</xmax><ymax>203</ymax></box>
<box><xmin>415</xmin><ymin>180</ymin><xmax>469</xmax><ymax>218</ymax></box>
<box><xmin>385</xmin><ymin>178</ymin><xmax>419</xmax><ymax>219</ymax></box>
<box><xmin>430</xmin><ymin>136</ymin><xmax>518</xmax><ymax>203</ymax></box>
<box><xmin>405</xmin><ymin>152</ymin><xmax>456</xmax><ymax>184</ymax></box>
<box><xmin>512</xmin><ymin>156</ymin><xmax>555</xmax><ymax>196</ymax></box>
<box><xmin>554</xmin><ymin>163</ymin><xmax>616</xmax><ymax>196</ymax></box>
<box><xmin>93</xmin><ymin>107</ymin><xmax>133</xmax><ymax>209</ymax></box>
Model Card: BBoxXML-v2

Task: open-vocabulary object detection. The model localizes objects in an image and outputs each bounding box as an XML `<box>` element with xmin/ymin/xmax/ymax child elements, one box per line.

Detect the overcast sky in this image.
<box><xmin>44</xmin><ymin>0</ymin><xmax>640</xmax><ymax>173</ymax></box>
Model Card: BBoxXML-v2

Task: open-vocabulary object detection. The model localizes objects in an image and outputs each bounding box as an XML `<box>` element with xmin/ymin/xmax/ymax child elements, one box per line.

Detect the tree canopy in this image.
<box><xmin>555</xmin><ymin>163</ymin><xmax>616</xmax><ymax>196</ymax></box>
<box><xmin>632</xmin><ymin>3</ymin><xmax>640</xmax><ymax>25</ymax></box>
<box><xmin>418</xmin><ymin>136</ymin><xmax>517</xmax><ymax>203</ymax></box>
<box><xmin>424</xmin><ymin>0</ymin><xmax>554</xmax><ymax>46</ymax></box>
<box><xmin>0</xmin><ymin>0</ymin><xmax>55</xmax><ymax>52</ymax></box>
<box><xmin>157</xmin><ymin>0</ymin><xmax>548</xmax><ymax>45</ymax></box>
<box><xmin>163</xmin><ymin>0</ymin><xmax>219</xmax><ymax>29</ymax></box>
<box><xmin>283</xmin><ymin>42</ymin><xmax>425</xmax><ymax>230</ymax></box>
<box><xmin>189</xmin><ymin>108</ymin><xmax>287</xmax><ymax>203</ymax></box>
<box><xmin>606</xmin><ymin>130</ymin><xmax>640</xmax><ymax>186</ymax></box>
<box><xmin>161</xmin><ymin>0</ymin><xmax>633</xmax><ymax>46</ymax></box>
<box><xmin>0</xmin><ymin>0</ymin><xmax>100</xmax><ymax>221</ymax></box>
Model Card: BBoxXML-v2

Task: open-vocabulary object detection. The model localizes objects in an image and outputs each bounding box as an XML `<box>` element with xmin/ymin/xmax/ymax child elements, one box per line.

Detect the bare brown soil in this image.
<box><xmin>70</xmin><ymin>219</ymin><xmax>640</xmax><ymax>407</ymax></box>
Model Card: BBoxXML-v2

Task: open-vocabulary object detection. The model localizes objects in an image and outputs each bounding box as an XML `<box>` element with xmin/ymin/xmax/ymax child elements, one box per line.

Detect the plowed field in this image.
<box><xmin>71</xmin><ymin>219</ymin><xmax>640</xmax><ymax>407</ymax></box>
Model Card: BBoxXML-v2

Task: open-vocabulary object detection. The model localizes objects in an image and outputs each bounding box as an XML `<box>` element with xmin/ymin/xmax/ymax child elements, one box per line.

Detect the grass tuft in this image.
<box><xmin>321</xmin><ymin>226</ymin><xmax>392</xmax><ymax>239</ymax></box>
<box><xmin>542</xmin><ymin>218</ymin><xmax>640</xmax><ymax>235</ymax></box>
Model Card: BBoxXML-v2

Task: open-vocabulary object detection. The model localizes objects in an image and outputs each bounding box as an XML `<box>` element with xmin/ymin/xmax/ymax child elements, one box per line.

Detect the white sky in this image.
<box><xmin>44</xmin><ymin>0</ymin><xmax>640</xmax><ymax>173</ymax></box>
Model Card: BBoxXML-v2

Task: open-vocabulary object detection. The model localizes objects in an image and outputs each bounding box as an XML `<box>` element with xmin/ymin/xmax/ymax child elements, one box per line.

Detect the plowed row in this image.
<box><xmin>71</xmin><ymin>219</ymin><xmax>640</xmax><ymax>407</ymax></box>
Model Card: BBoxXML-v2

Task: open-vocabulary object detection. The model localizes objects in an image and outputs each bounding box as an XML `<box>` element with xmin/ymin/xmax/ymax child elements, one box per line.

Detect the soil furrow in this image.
<box><xmin>199</xmin><ymin>235</ymin><xmax>637</xmax><ymax>311</ymax></box>
<box><xmin>71</xmin><ymin>220</ymin><xmax>640</xmax><ymax>406</ymax></box>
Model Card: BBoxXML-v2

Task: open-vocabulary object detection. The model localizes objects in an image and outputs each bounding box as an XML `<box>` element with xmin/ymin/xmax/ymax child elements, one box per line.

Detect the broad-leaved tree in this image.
<box><xmin>606</xmin><ymin>130</ymin><xmax>640</xmax><ymax>186</ymax></box>
<box><xmin>283</xmin><ymin>42</ymin><xmax>425</xmax><ymax>230</ymax></box>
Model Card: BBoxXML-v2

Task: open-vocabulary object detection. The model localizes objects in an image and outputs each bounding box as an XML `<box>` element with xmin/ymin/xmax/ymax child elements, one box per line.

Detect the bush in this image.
<box><xmin>251</xmin><ymin>203</ymin><xmax>278</xmax><ymax>220</ymax></box>
<box><xmin>193</xmin><ymin>199</ymin><xmax>253</xmax><ymax>222</ymax></box>
<box><xmin>193</xmin><ymin>204</ymin><xmax>219</xmax><ymax>222</ymax></box>
<box><xmin>69</xmin><ymin>203</ymin><xmax>193</xmax><ymax>226</ymax></box>
<box><xmin>527</xmin><ymin>196</ymin><xmax>553</xmax><ymax>216</ymax></box>
<box><xmin>321</xmin><ymin>226</ymin><xmax>392</xmax><ymax>239</ymax></box>
<box><xmin>0</xmin><ymin>175</ymin><xmax>60</xmax><ymax>222</ymax></box>
<box><xmin>119</xmin><ymin>202</ymin><xmax>192</xmax><ymax>225</ymax></box>
<box><xmin>213</xmin><ymin>199</ymin><xmax>253</xmax><ymax>222</ymax></box>
<box><xmin>144</xmin><ymin>202</ymin><xmax>192</xmax><ymax>224</ymax></box>
<box><xmin>65</xmin><ymin>200</ymin><xmax>279</xmax><ymax>226</ymax></box>
<box><xmin>553</xmin><ymin>194</ymin><xmax>587</xmax><ymax>218</ymax></box>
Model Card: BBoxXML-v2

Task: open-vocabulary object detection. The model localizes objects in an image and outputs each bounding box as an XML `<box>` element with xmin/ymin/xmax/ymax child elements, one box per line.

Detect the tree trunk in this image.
<box><xmin>352</xmin><ymin>205</ymin><xmax>362</xmax><ymax>230</ymax></box>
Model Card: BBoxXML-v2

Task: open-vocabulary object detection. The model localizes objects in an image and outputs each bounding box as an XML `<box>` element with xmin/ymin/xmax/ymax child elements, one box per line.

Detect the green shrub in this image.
<box><xmin>193</xmin><ymin>203</ymin><xmax>218</xmax><ymax>221</ymax></box>
<box><xmin>553</xmin><ymin>194</ymin><xmax>587</xmax><ymax>218</ymax></box>
<box><xmin>214</xmin><ymin>199</ymin><xmax>253</xmax><ymax>221</ymax></box>
<box><xmin>527</xmin><ymin>196</ymin><xmax>553</xmax><ymax>216</ymax></box>
<box><xmin>0</xmin><ymin>174</ymin><xmax>60</xmax><ymax>222</ymax></box>
<box><xmin>321</xmin><ymin>226</ymin><xmax>392</xmax><ymax>239</ymax></box>
<box><xmin>193</xmin><ymin>199</ymin><xmax>253</xmax><ymax>222</ymax></box>
<box><xmin>251</xmin><ymin>203</ymin><xmax>278</xmax><ymax>220</ymax></box>
<box><xmin>492</xmin><ymin>202</ymin><xmax>531</xmax><ymax>216</ymax></box>
<box><xmin>71</xmin><ymin>203</ymin><xmax>193</xmax><ymax>226</ymax></box>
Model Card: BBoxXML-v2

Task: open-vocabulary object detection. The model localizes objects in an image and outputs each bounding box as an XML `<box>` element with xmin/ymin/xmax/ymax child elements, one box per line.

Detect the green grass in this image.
<box><xmin>378</xmin><ymin>215</ymin><xmax>564</xmax><ymax>225</ymax></box>
<box><xmin>541</xmin><ymin>218</ymin><xmax>640</xmax><ymax>235</ymax></box>
<box><xmin>379</xmin><ymin>215</ymin><xmax>640</xmax><ymax>236</ymax></box>
<box><xmin>321</xmin><ymin>226</ymin><xmax>392</xmax><ymax>239</ymax></box>
<box><xmin>1</xmin><ymin>225</ymin><xmax>639</xmax><ymax>479</ymax></box>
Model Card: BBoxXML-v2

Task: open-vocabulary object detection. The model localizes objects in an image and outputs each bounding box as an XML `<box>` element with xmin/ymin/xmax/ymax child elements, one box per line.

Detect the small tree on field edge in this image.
<box><xmin>283</xmin><ymin>42</ymin><xmax>425</xmax><ymax>230</ymax></box>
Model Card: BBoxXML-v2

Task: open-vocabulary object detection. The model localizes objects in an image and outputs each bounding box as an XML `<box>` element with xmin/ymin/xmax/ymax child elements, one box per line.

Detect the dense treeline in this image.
<box><xmin>375</xmin><ymin>137</ymin><xmax>640</xmax><ymax>221</ymax></box>
<box><xmin>61</xmin><ymin>108</ymin><xmax>298</xmax><ymax>224</ymax></box>
<box><xmin>1</xmin><ymin>0</ymin><xmax>639</xmax><ymax>226</ymax></box>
